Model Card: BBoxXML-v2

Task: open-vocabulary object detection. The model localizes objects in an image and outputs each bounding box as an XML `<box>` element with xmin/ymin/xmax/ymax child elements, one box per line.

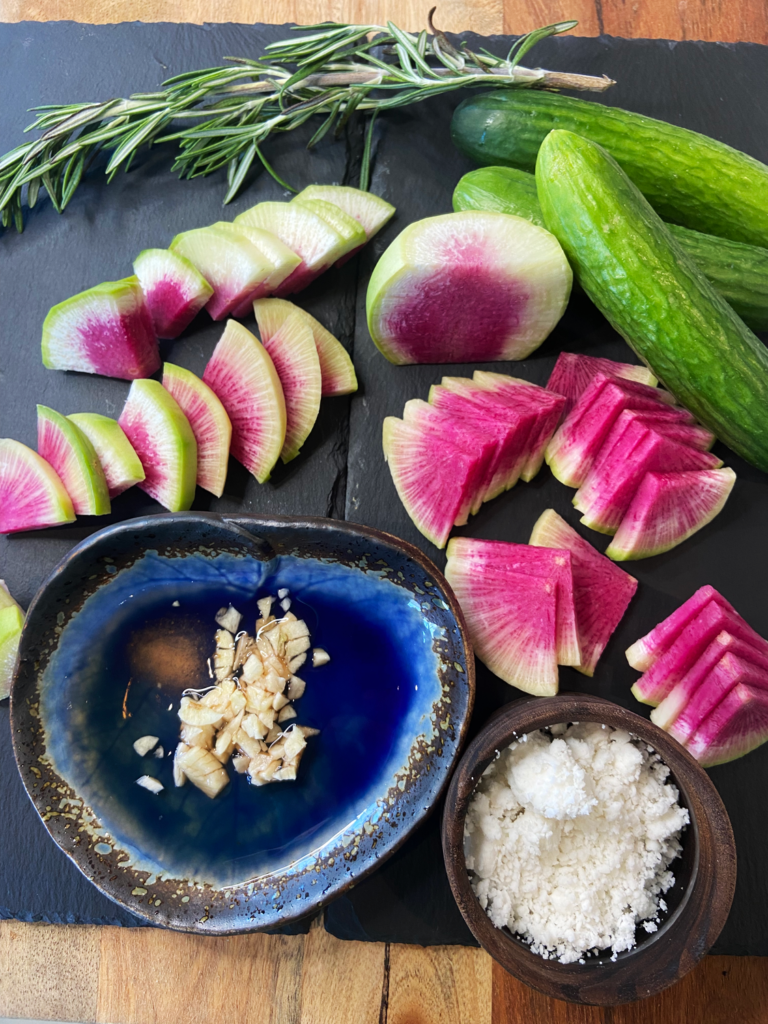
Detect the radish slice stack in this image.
<box><xmin>628</xmin><ymin>585</ymin><xmax>768</xmax><ymax>766</ymax></box>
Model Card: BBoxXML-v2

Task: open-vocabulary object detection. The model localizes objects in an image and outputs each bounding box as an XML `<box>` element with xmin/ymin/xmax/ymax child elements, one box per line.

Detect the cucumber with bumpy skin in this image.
<box><xmin>453</xmin><ymin>166</ymin><xmax>768</xmax><ymax>333</ymax></box>
<box><xmin>452</xmin><ymin>90</ymin><xmax>768</xmax><ymax>248</ymax></box>
<box><xmin>535</xmin><ymin>130</ymin><xmax>768</xmax><ymax>473</ymax></box>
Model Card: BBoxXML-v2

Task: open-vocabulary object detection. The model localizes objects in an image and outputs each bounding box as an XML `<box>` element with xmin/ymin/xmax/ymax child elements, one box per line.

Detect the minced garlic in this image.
<box><xmin>464</xmin><ymin>723</ymin><xmax>689</xmax><ymax>964</ymax></box>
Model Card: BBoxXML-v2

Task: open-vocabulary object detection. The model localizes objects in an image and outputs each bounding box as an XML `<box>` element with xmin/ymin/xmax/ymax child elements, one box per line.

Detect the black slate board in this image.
<box><xmin>1</xmin><ymin>22</ymin><xmax>767</xmax><ymax>953</ymax></box>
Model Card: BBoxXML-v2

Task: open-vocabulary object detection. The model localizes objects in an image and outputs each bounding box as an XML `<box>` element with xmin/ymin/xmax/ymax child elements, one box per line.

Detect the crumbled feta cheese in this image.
<box><xmin>464</xmin><ymin>723</ymin><xmax>689</xmax><ymax>964</ymax></box>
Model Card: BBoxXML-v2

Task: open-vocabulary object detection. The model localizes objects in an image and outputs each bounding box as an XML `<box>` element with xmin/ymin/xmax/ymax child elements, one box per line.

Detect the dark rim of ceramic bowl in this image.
<box><xmin>441</xmin><ymin>693</ymin><xmax>736</xmax><ymax>1006</ymax></box>
<box><xmin>11</xmin><ymin>511</ymin><xmax>475</xmax><ymax>934</ymax></box>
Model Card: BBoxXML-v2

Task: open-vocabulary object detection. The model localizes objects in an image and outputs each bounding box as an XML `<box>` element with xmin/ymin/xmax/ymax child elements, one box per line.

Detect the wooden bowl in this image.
<box><xmin>441</xmin><ymin>693</ymin><xmax>736</xmax><ymax>1006</ymax></box>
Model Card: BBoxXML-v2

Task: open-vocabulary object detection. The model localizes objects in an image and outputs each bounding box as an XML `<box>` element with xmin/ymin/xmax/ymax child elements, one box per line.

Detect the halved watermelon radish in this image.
<box><xmin>402</xmin><ymin>399</ymin><xmax>496</xmax><ymax>517</ymax></box>
<box><xmin>655</xmin><ymin>645</ymin><xmax>768</xmax><ymax>735</ymax></box>
<box><xmin>625</xmin><ymin>585</ymin><xmax>735</xmax><ymax>672</ymax></box>
<box><xmin>37</xmin><ymin>406</ymin><xmax>111</xmax><ymax>516</ymax></box>
<box><xmin>545</xmin><ymin>375</ymin><xmax>683</xmax><ymax>489</ymax></box>
<box><xmin>574</xmin><ymin>422</ymin><xmax>723</xmax><ymax>535</ymax></box>
<box><xmin>443</xmin><ymin>557</ymin><xmax>558</xmax><ymax>695</ymax></box>
<box><xmin>68</xmin><ymin>413</ymin><xmax>145</xmax><ymax>498</ymax></box>
<box><xmin>234</xmin><ymin>202</ymin><xmax>347</xmax><ymax>296</ymax></box>
<box><xmin>445</xmin><ymin>537</ymin><xmax>581</xmax><ymax>667</ymax></box>
<box><xmin>433</xmin><ymin>378</ymin><xmax>539</xmax><ymax>496</ymax></box>
<box><xmin>685</xmin><ymin>682</ymin><xmax>768</xmax><ymax>766</ymax></box>
<box><xmin>631</xmin><ymin>598</ymin><xmax>768</xmax><ymax>707</ymax></box>
<box><xmin>217</xmin><ymin>223</ymin><xmax>302</xmax><ymax>317</ymax></box>
<box><xmin>249</xmin><ymin>299</ymin><xmax>357</xmax><ymax>397</ymax></box>
<box><xmin>366</xmin><ymin>211</ymin><xmax>572</xmax><ymax>364</ymax></box>
<box><xmin>202</xmin><ymin>321</ymin><xmax>286</xmax><ymax>484</ymax></box>
<box><xmin>382</xmin><ymin>417</ymin><xmax>483</xmax><ymax>547</ymax></box>
<box><xmin>605</xmin><ymin>468</ymin><xmax>736</xmax><ymax>561</ymax></box>
<box><xmin>293</xmin><ymin>185</ymin><xmax>395</xmax><ymax>246</ymax></box>
<box><xmin>133</xmin><ymin>248</ymin><xmax>213</xmax><ymax>339</ymax></box>
<box><xmin>0</xmin><ymin>439</ymin><xmax>75</xmax><ymax>533</ymax></box>
<box><xmin>162</xmin><ymin>363</ymin><xmax>232</xmax><ymax>497</ymax></box>
<box><xmin>170</xmin><ymin>225</ymin><xmax>277</xmax><ymax>320</ymax></box>
<box><xmin>0</xmin><ymin>582</ymin><xmax>24</xmax><ymax>700</ymax></box>
<box><xmin>546</xmin><ymin>352</ymin><xmax>658</xmax><ymax>416</ymax></box>
<box><xmin>252</xmin><ymin>299</ymin><xmax>322</xmax><ymax>464</ymax></box>
<box><xmin>471</xmin><ymin>371</ymin><xmax>566</xmax><ymax>481</ymax></box>
<box><xmin>42</xmin><ymin>277</ymin><xmax>160</xmax><ymax>380</ymax></box>
<box><xmin>529</xmin><ymin>508</ymin><xmax>638</xmax><ymax>676</ymax></box>
<box><xmin>118</xmin><ymin>380</ymin><xmax>198</xmax><ymax>511</ymax></box>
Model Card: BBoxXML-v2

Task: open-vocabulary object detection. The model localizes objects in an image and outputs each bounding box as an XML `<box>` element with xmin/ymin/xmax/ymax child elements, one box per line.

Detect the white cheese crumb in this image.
<box><xmin>464</xmin><ymin>722</ymin><xmax>689</xmax><ymax>964</ymax></box>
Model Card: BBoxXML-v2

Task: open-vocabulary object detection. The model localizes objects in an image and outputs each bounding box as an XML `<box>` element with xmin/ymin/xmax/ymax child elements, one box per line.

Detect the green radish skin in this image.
<box><xmin>451</xmin><ymin>90</ymin><xmax>768</xmax><ymax>248</ymax></box>
<box><xmin>0</xmin><ymin>581</ymin><xmax>24</xmax><ymax>700</ymax></box>
<box><xmin>454</xmin><ymin>166</ymin><xmax>768</xmax><ymax>332</ymax></box>
<box><xmin>535</xmin><ymin>130</ymin><xmax>768</xmax><ymax>474</ymax></box>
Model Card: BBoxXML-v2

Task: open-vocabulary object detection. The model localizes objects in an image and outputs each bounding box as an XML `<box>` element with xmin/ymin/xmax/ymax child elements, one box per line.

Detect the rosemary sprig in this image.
<box><xmin>0</xmin><ymin>12</ymin><xmax>614</xmax><ymax>232</ymax></box>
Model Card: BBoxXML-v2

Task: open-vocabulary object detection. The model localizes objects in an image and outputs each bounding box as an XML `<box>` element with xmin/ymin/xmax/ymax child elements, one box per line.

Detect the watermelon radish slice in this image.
<box><xmin>630</xmin><ymin>598</ymin><xmax>768</xmax><ymax>707</ymax></box>
<box><xmin>37</xmin><ymin>406</ymin><xmax>111</xmax><ymax>516</ymax></box>
<box><xmin>574</xmin><ymin>422</ymin><xmax>723</xmax><ymax>535</ymax></box>
<box><xmin>0</xmin><ymin>581</ymin><xmax>24</xmax><ymax>700</ymax></box>
<box><xmin>546</xmin><ymin>352</ymin><xmax>658</xmax><ymax>416</ymax></box>
<box><xmin>118</xmin><ymin>380</ymin><xmax>198</xmax><ymax>511</ymax></box>
<box><xmin>529</xmin><ymin>508</ymin><xmax>638</xmax><ymax>676</ymax></box>
<box><xmin>252</xmin><ymin>299</ymin><xmax>322</xmax><ymax>464</ymax></box>
<box><xmin>433</xmin><ymin>378</ymin><xmax>539</xmax><ymax>496</ymax></box>
<box><xmin>293</xmin><ymin>185</ymin><xmax>395</xmax><ymax>252</ymax></box>
<box><xmin>162</xmin><ymin>363</ymin><xmax>232</xmax><ymax>498</ymax></box>
<box><xmin>295</xmin><ymin>198</ymin><xmax>366</xmax><ymax>256</ymax></box>
<box><xmin>234</xmin><ymin>202</ymin><xmax>347</xmax><ymax>296</ymax></box>
<box><xmin>68</xmin><ymin>413</ymin><xmax>145</xmax><ymax>499</ymax></box>
<box><xmin>383</xmin><ymin>417</ymin><xmax>482</xmax><ymax>547</ymax></box>
<box><xmin>625</xmin><ymin>585</ymin><xmax>736</xmax><ymax>672</ymax></box>
<box><xmin>445</xmin><ymin>537</ymin><xmax>581</xmax><ymax>666</ymax></box>
<box><xmin>471</xmin><ymin>371</ymin><xmax>566</xmax><ymax>481</ymax></box>
<box><xmin>686</xmin><ymin>682</ymin><xmax>768</xmax><ymax>766</ymax></box>
<box><xmin>605</xmin><ymin>467</ymin><xmax>736</xmax><ymax>561</ymax></box>
<box><xmin>250</xmin><ymin>299</ymin><xmax>356</xmax><ymax>397</ymax></box>
<box><xmin>366</xmin><ymin>211</ymin><xmax>572</xmax><ymax>365</ymax></box>
<box><xmin>443</xmin><ymin>557</ymin><xmax>558</xmax><ymax>695</ymax></box>
<box><xmin>42</xmin><ymin>277</ymin><xmax>160</xmax><ymax>381</ymax></box>
<box><xmin>219</xmin><ymin>223</ymin><xmax>302</xmax><ymax>317</ymax></box>
<box><xmin>403</xmin><ymin>399</ymin><xmax>496</xmax><ymax>516</ymax></box>
<box><xmin>132</xmin><ymin>248</ymin><xmax>213</xmax><ymax>339</ymax></box>
<box><xmin>170</xmin><ymin>225</ymin><xmax>278</xmax><ymax>321</ymax></box>
<box><xmin>657</xmin><ymin>646</ymin><xmax>768</xmax><ymax>737</ymax></box>
<box><xmin>202</xmin><ymin>321</ymin><xmax>286</xmax><ymax>484</ymax></box>
<box><xmin>546</xmin><ymin>375</ymin><xmax>684</xmax><ymax>489</ymax></box>
<box><xmin>0</xmin><ymin>439</ymin><xmax>75</xmax><ymax>534</ymax></box>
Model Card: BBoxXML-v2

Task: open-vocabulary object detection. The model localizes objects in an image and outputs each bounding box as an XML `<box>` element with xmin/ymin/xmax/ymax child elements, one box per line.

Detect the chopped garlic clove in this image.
<box><xmin>173</xmin><ymin>744</ymin><xmax>189</xmax><ymax>787</ymax></box>
<box><xmin>285</xmin><ymin>636</ymin><xmax>311</xmax><ymax>659</ymax></box>
<box><xmin>241</xmin><ymin>713</ymin><xmax>268</xmax><ymax>740</ymax></box>
<box><xmin>277</xmin><ymin>588</ymin><xmax>290</xmax><ymax>600</ymax></box>
<box><xmin>133</xmin><ymin>735</ymin><xmax>159</xmax><ymax>757</ymax></box>
<box><xmin>257</xmin><ymin>596</ymin><xmax>274</xmax><ymax>621</ymax></box>
<box><xmin>264</xmin><ymin>671</ymin><xmax>286</xmax><ymax>695</ymax></box>
<box><xmin>215</xmin><ymin>628</ymin><xmax>235</xmax><ymax>649</ymax></box>
<box><xmin>312</xmin><ymin>648</ymin><xmax>331</xmax><ymax>667</ymax></box>
<box><xmin>180</xmin><ymin>723</ymin><xmax>215</xmax><ymax>748</ymax></box>
<box><xmin>273</xmin><ymin>692</ymin><xmax>290</xmax><ymax>711</ymax></box>
<box><xmin>242</xmin><ymin>652</ymin><xmax>264</xmax><ymax>684</ymax></box>
<box><xmin>232</xmin><ymin>633</ymin><xmax>254</xmax><ymax>671</ymax></box>
<box><xmin>214</xmin><ymin>709</ymin><xmax>244</xmax><ymax>760</ymax></box>
<box><xmin>299</xmin><ymin>726</ymin><xmax>320</xmax><ymax>738</ymax></box>
<box><xmin>259</xmin><ymin>709</ymin><xmax>277</xmax><ymax>731</ymax></box>
<box><xmin>286</xmin><ymin>676</ymin><xmax>305</xmax><ymax>700</ymax></box>
<box><xmin>235</xmin><ymin>728</ymin><xmax>266</xmax><ymax>759</ymax></box>
<box><xmin>176</xmin><ymin>745</ymin><xmax>229</xmax><ymax>798</ymax></box>
<box><xmin>136</xmin><ymin>775</ymin><xmax>164</xmax><ymax>794</ymax></box>
<box><xmin>289</xmin><ymin>653</ymin><xmax>307</xmax><ymax>674</ymax></box>
<box><xmin>229</xmin><ymin>688</ymin><xmax>247</xmax><ymax>717</ymax></box>
<box><xmin>215</xmin><ymin>605</ymin><xmax>242</xmax><ymax>634</ymax></box>
<box><xmin>266</xmin><ymin>627</ymin><xmax>285</xmax><ymax>657</ymax></box>
<box><xmin>278</xmin><ymin>705</ymin><xmax>297</xmax><ymax>723</ymax></box>
<box><xmin>283</xmin><ymin>726</ymin><xmax>308</xmax><ymax>760</ymax></box>
<box><xmin>178</xmin><ymin>697</ymin><xmax>224</xmax><ymax>727</ymax></box>
<box><xmin>273</xmin><ymin>764</ymin><xmax>297</xmax><ymax>782</ymax></box>
<box><xmin>265</xmin><ymin>724</ymin><xmax>281</xmax><ymax>743</ymax></box>
<box><xmin>282</xmin><ymin>619</ymin><xmax>310</xmax><ymax>641</ymax></box>
<box><xmin>280</xmin><ymin>597</ymin><xmax>292</xmax><ymax>612</ymax></box>
<box><xmin>232</xmin><ymin>754</ymin><xmax>251</xmax><ymax>774</ymax></box>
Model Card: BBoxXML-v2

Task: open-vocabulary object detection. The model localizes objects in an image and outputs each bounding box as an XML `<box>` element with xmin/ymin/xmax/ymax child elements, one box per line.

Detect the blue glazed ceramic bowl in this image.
<box><xmin>11</xmin><ymin>513</ymin><xmax>474</xmax><ymax>933</ymax></box>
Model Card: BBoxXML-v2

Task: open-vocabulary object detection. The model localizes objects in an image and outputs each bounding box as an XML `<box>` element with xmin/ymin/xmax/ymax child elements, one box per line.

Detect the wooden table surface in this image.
<box><xmin>1</xmin><ymin>2</ymin><xmax>768</xmax><ymax>1022</ymax></box>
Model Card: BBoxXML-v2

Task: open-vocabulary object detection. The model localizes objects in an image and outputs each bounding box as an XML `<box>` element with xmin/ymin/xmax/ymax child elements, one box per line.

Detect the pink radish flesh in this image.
<box><xmin>686</xmin><ymin>683</ymin><xmax>768</xmax><ymax>766</ymax></box>
<box><xmin>625</xmin><ymin>585</ymin><xmax>735</xmax><ymax>672</ymax></box>
<box><xmin>667</xmin><ymin>650</ymin><xmax>768</xmax><ymax>743</ymax></box>
<box><xmin>546</xmin><ymin>352</ymin><xmax>657</xmax><ymax>416</ymax></box>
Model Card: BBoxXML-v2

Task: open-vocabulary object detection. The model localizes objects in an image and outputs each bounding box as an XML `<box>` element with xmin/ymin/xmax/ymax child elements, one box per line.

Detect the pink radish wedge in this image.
<box><xmin>133</xmin><ymin>248</ymin><xmax>213</xmax><ymax>339</ymax></box>
<box><xmin>42</xmin><ymin>277</ymin><xmax>159</xmax><ymax>380</ymax></box>
<box><xmin>0</xmin><ymin>581</ymin><xmax>24</xmax><ymax>700</ymax></box>
<box><xmin>215</xmin><ymin>223</ymin><xmax>301</xmax><ymax>318</ymax></box>
<box><xmin>253</xmin><ymin>299</ymin><xmax>322</xmax><ymax>464</ymax></box>
<box><xmin>0</xmin><ymin>439</ymin><xmax>75</xmax><ymax>533</ymax></box>
<box><xmin>202</xmin><ymin>321</ymin><xmax>286</xmax><ymax>484</ymax></box>
<box><xmin>118</xmin><ymin>380</ymin><xmax>198</xmax><ymax>511</ymax></box>
<box><xmin>366</xmin><ymin>211</ymin><xmax>572</xmax><ymax>364</ymax></box>
<box><xmin>68</xmin><ymin>413</ymin><xmax>145</xmax><ymax>498</ymax></box>
<box><xmin>547</xmin><ymin>352</ymin><xmax>658</xmax><ymax>417</ymax></box>
<box><xmin>162</xmin><ymin>363</ymin><xmax>232</xmax><ymax>498</ymax></box>
<box><xmin>37</xmin><ymin>406</ymin><xmax>111</xmax><ymax>516</ymax></box>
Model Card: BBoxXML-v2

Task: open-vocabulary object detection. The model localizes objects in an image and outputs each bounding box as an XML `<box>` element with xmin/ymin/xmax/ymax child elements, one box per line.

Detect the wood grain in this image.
<box><xmin>0</xmin><ymin>2</ymin><xmax>766</xmax><ymax>1023</ymax></box>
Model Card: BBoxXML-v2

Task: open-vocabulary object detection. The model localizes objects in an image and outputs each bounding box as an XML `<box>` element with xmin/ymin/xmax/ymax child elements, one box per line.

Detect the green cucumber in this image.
<box><xmin>451</xmin><ymin>91</ymin><xmax>768</xmax><ymax>248</ymax></box>
<box><xmin>453</xmin><ymin>166</ymin><xmax>768</xmax><ymax>332</ymax></box>
<box><xmin>535</xmin><ymin>130</ymin><xmax>768</xmax><ymax>473</ymax></box>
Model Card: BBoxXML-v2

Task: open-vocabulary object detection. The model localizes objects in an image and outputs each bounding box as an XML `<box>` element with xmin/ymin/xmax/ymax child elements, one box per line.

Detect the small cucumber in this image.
<box><xmin>535</xmin><ymin>130</ymin><xmax>768</xmax><ymax>472</ymax></box>
<box><xmin>451</xmin><ymin>91</ymin><xmax>768</xmax><ymax>248</ymax></box>
<box><xmin>454</xmin><ymin>166</ymin><xmax>768</xmax><ymax>332</ymax></box>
